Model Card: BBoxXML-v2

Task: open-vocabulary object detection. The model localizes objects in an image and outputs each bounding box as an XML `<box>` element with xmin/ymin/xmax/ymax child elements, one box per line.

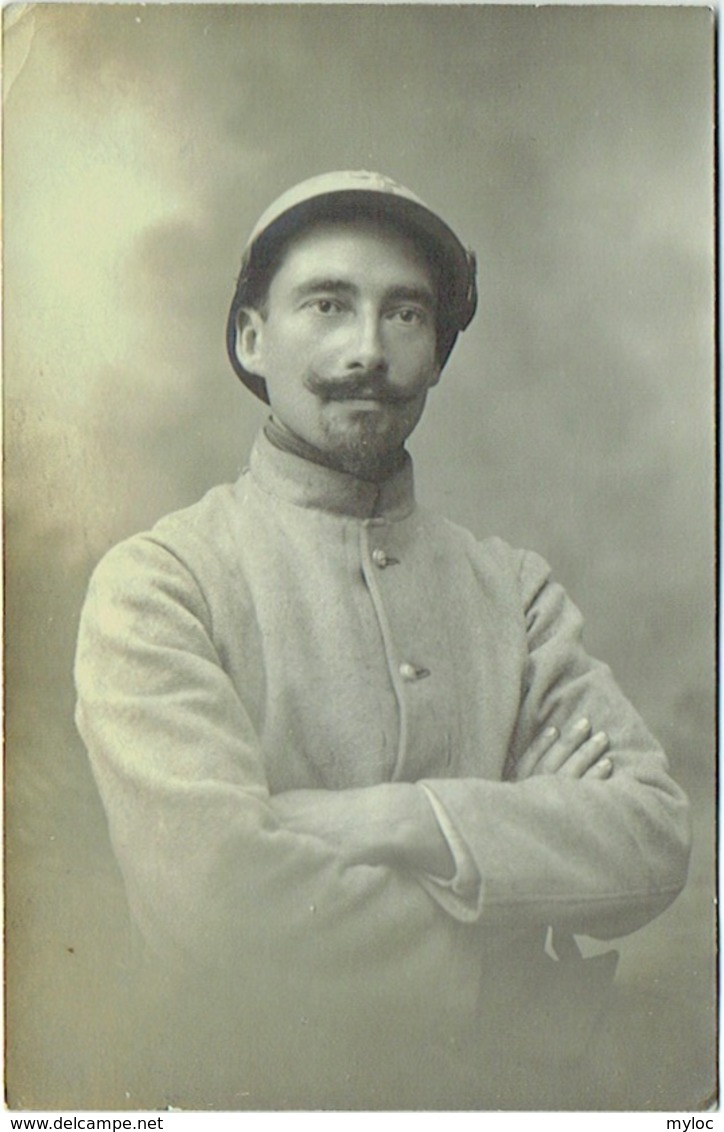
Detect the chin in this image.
<box><xmin>320</xmin><ymin>413</ymin><xmax>412</xmax><ymax>477</ymax></box>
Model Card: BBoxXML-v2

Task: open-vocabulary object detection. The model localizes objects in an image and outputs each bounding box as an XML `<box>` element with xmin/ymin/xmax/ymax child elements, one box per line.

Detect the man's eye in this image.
<box><xmin>307</xmin><ymin>298</ymin><xmax>343</xmax><ymax>315</ymax></box>
<box><xmin>390</xmin><ymin>308</ymin><xmax>426</xmax><ymax>325</ymax></box>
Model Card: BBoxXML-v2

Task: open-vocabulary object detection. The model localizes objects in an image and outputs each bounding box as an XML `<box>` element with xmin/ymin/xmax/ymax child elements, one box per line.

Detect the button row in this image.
<box><xmin>367</xmin><ymin>549</ymin><xmax>428</xmax><ymax>682</ymax></box>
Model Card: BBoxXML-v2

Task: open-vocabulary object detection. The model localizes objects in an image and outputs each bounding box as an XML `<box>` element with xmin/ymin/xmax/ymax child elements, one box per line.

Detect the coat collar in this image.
<box><xmin>248</xmin><ymin>427</ymin><xmax>416</xmax><ymax>521</ymax></box>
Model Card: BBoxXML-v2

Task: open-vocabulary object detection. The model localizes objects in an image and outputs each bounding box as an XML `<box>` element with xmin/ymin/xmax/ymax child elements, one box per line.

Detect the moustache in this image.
<box><xmin>304</xmin><ymin>373</ymin><xmax>416</xmax><ymax>405</ymax></box>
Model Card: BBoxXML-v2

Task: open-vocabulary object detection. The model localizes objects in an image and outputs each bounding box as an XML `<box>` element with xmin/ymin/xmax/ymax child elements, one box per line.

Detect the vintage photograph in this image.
<box><xmin>4</xmin><ymin>3</ymin><xmax>715</xmax><ymax>1112</ymax></box>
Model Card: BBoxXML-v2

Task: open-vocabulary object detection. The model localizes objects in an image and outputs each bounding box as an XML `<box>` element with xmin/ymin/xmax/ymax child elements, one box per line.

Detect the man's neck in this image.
<box><xmin>263</xmin><ymin>417</ymin><xmax>407</xmax><ymax>485</ymax></box>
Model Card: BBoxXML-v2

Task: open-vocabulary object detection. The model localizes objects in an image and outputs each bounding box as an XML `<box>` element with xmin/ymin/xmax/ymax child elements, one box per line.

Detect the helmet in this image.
<box><xmin>226</xmin><ymin>170</ymin><xmax>478</xmax><ymax>403</ymax></box>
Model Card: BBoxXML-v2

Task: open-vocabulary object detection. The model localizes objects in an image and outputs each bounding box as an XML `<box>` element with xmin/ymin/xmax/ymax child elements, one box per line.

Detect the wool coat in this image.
<box><xmin>74</xmin><ymin>430</ymin><xmax>691</xmax><ymax>1106</ymax></box>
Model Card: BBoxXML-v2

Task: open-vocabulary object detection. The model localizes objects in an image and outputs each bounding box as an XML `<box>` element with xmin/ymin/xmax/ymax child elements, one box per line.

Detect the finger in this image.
<box><xmin>554</xmin><ymin>732</ymin><xmax>611</xmax><ymax>778</ymax></box>
<box><xmin>513</xmin><ymin>725</ymin><xmax>560</xmax><ymax>780</ymax></box>
<box><xmin>582</xmin><ymin>755</ymin><xmax>614</xmax><ymax>781</ymax></box>
<box><xmin>535</xmin><ymin>717</ymin><xmax>592</xmax><ymax>774</ymax></box>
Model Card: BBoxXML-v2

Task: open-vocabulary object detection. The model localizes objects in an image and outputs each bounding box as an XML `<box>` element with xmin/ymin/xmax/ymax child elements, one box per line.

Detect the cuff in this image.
<box><xmin>417</xmin><ymin>783</ymin><xmax>483</xmax><ymax>922</ymax></box>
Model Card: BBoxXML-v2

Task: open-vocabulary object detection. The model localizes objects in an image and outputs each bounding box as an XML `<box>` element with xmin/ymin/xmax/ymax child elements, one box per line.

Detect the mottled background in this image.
<box><xmin>4</xmin><ymin>3</ymin><xmax>715</xmax><ymax>1110</ymax></box>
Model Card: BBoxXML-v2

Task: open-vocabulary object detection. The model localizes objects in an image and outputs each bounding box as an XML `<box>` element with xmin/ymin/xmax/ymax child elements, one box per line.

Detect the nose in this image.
<box><xmin>344</xmin><ymin>309</ymin><xmax>388</xmax><ymax>373</ymax></box>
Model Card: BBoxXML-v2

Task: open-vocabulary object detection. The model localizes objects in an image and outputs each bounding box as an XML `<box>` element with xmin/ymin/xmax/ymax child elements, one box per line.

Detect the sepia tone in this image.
<box><xmin>3</xmin><ymin>4</ymin><xmax>715</xmax><ymax>1111</ymax></box>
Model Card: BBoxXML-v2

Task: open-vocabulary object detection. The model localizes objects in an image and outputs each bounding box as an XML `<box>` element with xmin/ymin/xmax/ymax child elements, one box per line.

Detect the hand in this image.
<box><xmin>513</xmin><ymin>718</ymin><xmax>613</xmax><ymax>782</ymax></box>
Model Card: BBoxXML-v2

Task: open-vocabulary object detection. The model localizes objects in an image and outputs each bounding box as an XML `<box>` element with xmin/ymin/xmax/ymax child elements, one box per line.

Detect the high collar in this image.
<box><xmin>248</xmin><ymin>428</ymin><xmax>416</xmax><ymax>521</ymax></box>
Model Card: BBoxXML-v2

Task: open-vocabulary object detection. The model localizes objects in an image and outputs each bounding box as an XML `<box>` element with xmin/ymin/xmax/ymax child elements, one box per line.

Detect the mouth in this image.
<box><xmin>331</xmin><ymin>391</ymin><xmax>389</xmax><ymax>404</ymax></box>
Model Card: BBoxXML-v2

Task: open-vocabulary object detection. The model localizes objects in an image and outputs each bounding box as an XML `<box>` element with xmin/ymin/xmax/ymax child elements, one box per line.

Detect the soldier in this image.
<box><xmin>75</xmin><ymin>171</ymin><xmax>690</xmax><ymax>1109</ymax></box>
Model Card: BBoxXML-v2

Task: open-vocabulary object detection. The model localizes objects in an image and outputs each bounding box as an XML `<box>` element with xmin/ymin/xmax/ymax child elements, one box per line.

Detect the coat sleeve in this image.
<box><xmin>420</xmin><ymin>548</ymin><xmax>692</xmax><ymax>940</ymax></box>
<box><xmin>73</xmin><ymin>536</ymin><xmax>466</xmax><ymax>996</ymax></box>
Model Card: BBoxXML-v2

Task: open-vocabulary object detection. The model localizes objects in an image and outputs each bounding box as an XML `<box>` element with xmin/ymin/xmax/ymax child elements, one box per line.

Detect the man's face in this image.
<box><xmin>236</xmin><ymin>219</ymin><xmax>441</xmax><ymax>477</ymax></box>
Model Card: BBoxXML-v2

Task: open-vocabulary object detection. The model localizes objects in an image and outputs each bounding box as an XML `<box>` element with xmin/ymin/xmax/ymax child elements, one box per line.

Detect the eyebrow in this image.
<box><xmin>290</xmin><ymin>278</ymin><xmax>357</xmax><ymax>302</ymax></box>
<box><xmin>291</xmin><ymin>278</ymin><xmax>437</xmax><ymax>310</ymax></box>
<box><xmin>384</xmin><ymin>284</ymin><xmax>437</xmax><ymax>311</ymax></box>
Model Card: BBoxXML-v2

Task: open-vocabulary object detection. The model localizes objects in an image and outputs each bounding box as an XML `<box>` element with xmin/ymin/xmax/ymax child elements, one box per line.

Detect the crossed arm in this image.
<box><xmin>271</xmin><ymin>719</ymin><xmax>614</xmax><ymax>878</ymax></box>
<box><xmin>265</xmin><ymin>541</ymin><xmax>689</xmax><ymax>938</ymax></box>
<box><xmin>75</xmin><ymin>535</ymin><xmax>691</xmax><ymax>970</ymax></box>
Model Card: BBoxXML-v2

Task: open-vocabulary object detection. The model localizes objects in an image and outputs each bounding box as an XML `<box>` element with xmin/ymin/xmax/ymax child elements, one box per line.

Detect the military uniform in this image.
<box><xmin>75</xmin><ymin>428</ymin><xmax>689</xmax><ymax>1107</ymax></box>
<box><xmin>74</xmin><ymin>171</ymin><xmax>690</xmax><ymax>1108</ymax></box>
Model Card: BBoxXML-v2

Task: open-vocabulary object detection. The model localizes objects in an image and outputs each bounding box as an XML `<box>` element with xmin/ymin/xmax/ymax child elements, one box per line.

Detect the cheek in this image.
<box><xmin>401</xmin><ymin>350</ymin><xmax>440</xmax><ymax>392</ymax></box>
<box><xmin>388</xmin><ymin>329</ymin><xmax>437</xmax><ymax>373</ymax></box>
<box><xmin>264</xmin><ymin>324</ymin><xmax>331</xmax><ymax>373</ymax></box>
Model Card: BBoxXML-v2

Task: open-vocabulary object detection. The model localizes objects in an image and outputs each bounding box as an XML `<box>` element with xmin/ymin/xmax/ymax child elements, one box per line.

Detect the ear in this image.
<box><xmin>234</xmin><ymin>307</ymin><xmax>267</xmax><ymax>378</ymax></box>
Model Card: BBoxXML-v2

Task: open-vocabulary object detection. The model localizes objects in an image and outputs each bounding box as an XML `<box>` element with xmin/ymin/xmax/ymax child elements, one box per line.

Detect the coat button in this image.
<box><xmin>371</xmin><ymin>548</ymin><xmax>400</xmax><ymax>568</ymax></box>
<box><xmin>399</xmin><ymin>662</ymin><xmax>431</xmax><ymax>682</ymax></box>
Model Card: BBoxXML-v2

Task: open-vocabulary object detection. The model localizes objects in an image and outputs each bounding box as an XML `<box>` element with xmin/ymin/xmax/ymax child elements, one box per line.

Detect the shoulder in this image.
<box><xmin>416</xmin><ymin>510</ymin><xmax>573</xmax><ymax>633</ymax></box>
<box><xmin>419</xmin><ymin>508</ymin><xmax>548</xmax><ymax>592</ymax></box>
<box><xmin>149</xmin><ymin>475</ymin><xmax>249</xmax><ymax>562</ymax></box>
<box><xmin>82</xmin><ymin>474</ymin><xmax>251</xmax><ymax>621</ymax></box>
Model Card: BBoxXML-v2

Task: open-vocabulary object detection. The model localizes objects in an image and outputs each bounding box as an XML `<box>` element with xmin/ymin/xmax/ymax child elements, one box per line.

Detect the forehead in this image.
<box><xmin>269</xmin><ymin>218</ymin><xmax>436</xmax><ymax>293</ymax></box>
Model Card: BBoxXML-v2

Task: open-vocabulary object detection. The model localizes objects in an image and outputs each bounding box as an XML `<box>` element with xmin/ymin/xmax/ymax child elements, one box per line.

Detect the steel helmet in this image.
<box><xmin>226</xmin><ymin>170</ymin><xmax>478</xmax><ymax>403</ymax></box>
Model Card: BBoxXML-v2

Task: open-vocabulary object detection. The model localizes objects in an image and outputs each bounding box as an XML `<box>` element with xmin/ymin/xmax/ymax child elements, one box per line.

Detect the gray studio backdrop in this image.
<box><xmin>4</xmin><ymin>3</ymin><xmax>715</xmax><ymax>1110</ymax></box>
